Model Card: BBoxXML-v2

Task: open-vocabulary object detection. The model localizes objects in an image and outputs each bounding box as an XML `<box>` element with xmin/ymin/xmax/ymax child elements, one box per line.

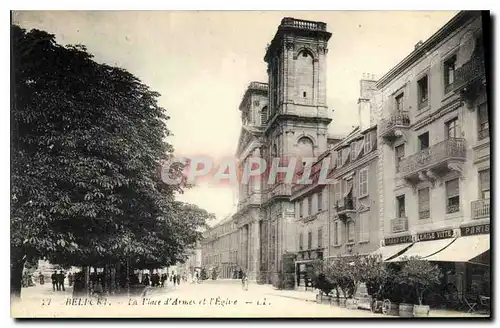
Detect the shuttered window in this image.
<box><xmin>478</xmin><ymin>103</ymin><xmax>489</xmax><ymax>140</ymax></box>
<box><xmin>347</xmin><ymin>221</ymin><xmax>355</xmax><ymax>243</ymax></box>
<box><xmin>359</xmin><ymin>211</ymin><xmax>370</xmax><ymax>242</ymax></box>
<box><xmin>318</xmin><ymin>228</ymin><xmax>323</xmax><ymax>248</ymax></box>
<box><xmin>358</xmin><ymin>167</ymin><xmax>368</xmax><ymax>197</ymax></box>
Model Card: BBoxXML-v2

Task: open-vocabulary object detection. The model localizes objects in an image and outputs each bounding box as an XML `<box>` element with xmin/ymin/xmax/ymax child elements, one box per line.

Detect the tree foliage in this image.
<box><xmin>396</xmin><ymin>256</ymin><xmax>442</xmax><ymax>305</ymax></box>
<box><xmin>11</xmin><ymin>25</ymin><xmax>214</xmax><ymax>296</ymax></box>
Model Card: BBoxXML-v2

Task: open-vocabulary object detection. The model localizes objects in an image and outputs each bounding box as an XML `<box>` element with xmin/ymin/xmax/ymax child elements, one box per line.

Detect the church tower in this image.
<box><xmin>260</xmin><ymin>18</ymin><xmax>332</xmax><ymax>286</ymax></box>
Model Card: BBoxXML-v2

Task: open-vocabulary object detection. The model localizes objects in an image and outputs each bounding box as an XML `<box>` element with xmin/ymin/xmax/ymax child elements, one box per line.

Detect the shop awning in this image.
<box><xmin>371</xmin><ymin>242</ymin><xmax>413</xmax><ymax>261</ymax></box>
<box><xmin>387</xmin><ymin>238</ymin><xmax>457</xmax><ymax>262</ymax></box>
<box><xmin>425</xmin><ymin>234</ymin><xmax>490</xmax><ymax>263</ymax></box>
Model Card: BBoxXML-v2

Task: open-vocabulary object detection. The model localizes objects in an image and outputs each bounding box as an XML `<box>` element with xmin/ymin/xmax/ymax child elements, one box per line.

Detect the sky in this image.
<box><xmin>12</xmin><ymin>10</ymin><xmax>458</xmax><ymax>225</ymax></box>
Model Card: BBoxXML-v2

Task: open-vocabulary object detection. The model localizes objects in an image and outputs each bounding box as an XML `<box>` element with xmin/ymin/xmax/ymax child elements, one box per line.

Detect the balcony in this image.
<box><xmin>266</xmin><ymin>183</ymin><xmax>292</xmax><ymax>202</ymax></box>
<box><xmin>391</xmin><ymin>217</ymin><xmax>409</xmax><ymax>233</ymax></box>
<box><xmin>398</xmin><ymin>138</ymin><xmax>466</xmax><ymax>184</ymax></box>
<box><xmin>446</xmin><ymin>56</ymin><xmax>486</xmax><ymax>95</ymax></box>
<box><xmin>471</xmin><ymin>198</ymin><xmax>490</xmax><ymax>220</ymax></box>
<box><xmin>379</xmin><ymin>111</ymin><xmax>410</xmax><ymax>143</ymax></box>
<box><xmin>336</xmin><ymin>197</ymin><xmax>356</xmax><ymax>220</ymax></box>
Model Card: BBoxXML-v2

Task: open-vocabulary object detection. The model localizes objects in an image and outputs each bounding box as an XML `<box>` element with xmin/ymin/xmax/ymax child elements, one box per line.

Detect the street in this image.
<box><xmin>12</xmin><ymin>280</ymin><xmax>388</xmax><ymax>318</ymax></box>
<box><xmin>12</xmin><ymin>280</ymin><xmax>488</xmax><ymax>318</ymax></box>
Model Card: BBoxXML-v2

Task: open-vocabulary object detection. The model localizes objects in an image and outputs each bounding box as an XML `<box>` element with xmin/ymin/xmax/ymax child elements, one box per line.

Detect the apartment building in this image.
<box><xmin>328</xmin><ymin>78</ymin><xmax>380</xmax><ymax>259</ymax></box>
<box><xmin>374</xmin><ymin>11</ymin><xmax>489</xmax><ymax>297</ymax></box>
<box><xmin>201</xmin><ymin>215</ymin><xmax>240</xmax><ymax>279</ymax></box>
<box><xmin>290</xmin><ymin>76</ymin><xmax>380</xmax><ymax>288</ymax></box>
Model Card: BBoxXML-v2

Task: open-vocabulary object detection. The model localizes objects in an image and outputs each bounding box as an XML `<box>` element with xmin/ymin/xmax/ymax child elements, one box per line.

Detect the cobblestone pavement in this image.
<box><xmin>11</xmin><ymin>281</ymin><xmax>489</xmax><ymax>318</ymax></box>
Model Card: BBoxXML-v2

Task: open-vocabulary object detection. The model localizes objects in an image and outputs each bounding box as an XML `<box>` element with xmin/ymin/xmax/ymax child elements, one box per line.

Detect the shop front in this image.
<box><xmin>376</xmin><ymin>223</ymin><xmax>490</xmax><ymax>308</ymax></box>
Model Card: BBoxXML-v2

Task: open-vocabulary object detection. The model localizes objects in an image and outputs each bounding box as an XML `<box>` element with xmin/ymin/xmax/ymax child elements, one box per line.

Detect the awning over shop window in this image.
<box><xmin>371</xmin><ymin>242</ymin><xmax>413</xmax><ymax>261</ymax></box>
<box><xmin>425</xmin><ymin>234</ymin><xmax>490</xmax><ymax>263</ymax></box>
<box><xmin>387</xmin><ymin>238</ymin><xmax>457</xmax><ymax>262</ymax></box>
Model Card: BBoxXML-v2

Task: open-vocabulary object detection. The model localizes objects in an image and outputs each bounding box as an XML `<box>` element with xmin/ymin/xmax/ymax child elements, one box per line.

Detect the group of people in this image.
<box><xmin>138</xmin><ymin>271</ymin><xmax>186</xmax><ymax>287</ymax></box>
<box><xmin>50</xmin><ymin>270</ymin><xmax>72</xmax><ymax>291</ymax></box>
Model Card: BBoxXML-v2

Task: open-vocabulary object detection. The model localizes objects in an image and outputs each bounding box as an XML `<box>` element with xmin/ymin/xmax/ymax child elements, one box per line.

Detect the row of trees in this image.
<box><xmin>11</xmin><ymin>25</ymin><xmax>215</xmax><ymax>297</ymax></box>
<box><xmin>312</xmin><ymin>255</ymin><xmax>442</xmax><ymax>306</ymax></box>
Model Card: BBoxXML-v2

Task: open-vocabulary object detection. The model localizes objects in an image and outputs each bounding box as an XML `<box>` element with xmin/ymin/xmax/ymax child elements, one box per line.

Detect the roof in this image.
<box><xmin>376</xmin><ymin>11</ymin><xmax>480</xmax><ymax>89</ymax></box>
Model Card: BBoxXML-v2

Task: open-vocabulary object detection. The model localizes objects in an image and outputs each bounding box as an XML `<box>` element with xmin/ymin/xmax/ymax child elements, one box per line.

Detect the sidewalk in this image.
<box><xmin>254</xmin><ymin>284</ymin><xmax>489</xmax><ymax>318</ymax></box>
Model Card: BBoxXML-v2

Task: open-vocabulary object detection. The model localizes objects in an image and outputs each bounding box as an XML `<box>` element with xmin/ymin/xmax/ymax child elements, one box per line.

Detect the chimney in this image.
<box><xmin>358</xmin><ymin>74</ymin><xmax>377</xmax><ymax>131</ymax></box>
<box><xmin>414</xmin><ymin>40</ymin><xmax>424</xmax><ymax>50</ymax></box>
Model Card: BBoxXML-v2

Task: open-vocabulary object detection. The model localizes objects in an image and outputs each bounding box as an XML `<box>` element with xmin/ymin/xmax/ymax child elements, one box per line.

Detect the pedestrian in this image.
<box><xmin>241</xmin><ymin>270</ymin><xmax>248</xmax><ymax>291</ymax></box>
<box><xmin>172</xmin><ymin>274</ymin><xmax>177</xmax><ymax>285</ymax></box>
<box><xmin>51</xmin><ymin>271</ymin><xmax>58</xmax><ymax>291</ymax></box>
<box><xmin>176</xmin><ymin>274</ymin><xmax>181</xmax><ymax>285</ymax></box>
<box><xmin>195</xmin><ymin>272</ymin><xmax>199</xmax><ymax>283</ymax></box>
<box><xmin>58</xmin><ymin>270</ymin><xmax>66</xmax><ymax>291</ymax></box>
<box><xmin>68</xmin><ymin>272</ymin><xmax>74</xmax><ymax>287</ymax></box>
<box><xmin>39</xmin><ymin>273</ymin><xmax>45</xmax><ymax>285</ymax></box>
<box><xmin>142</xmin><ymin>273</ymin><xmax>150</xmax><ymax>286</ymax></box>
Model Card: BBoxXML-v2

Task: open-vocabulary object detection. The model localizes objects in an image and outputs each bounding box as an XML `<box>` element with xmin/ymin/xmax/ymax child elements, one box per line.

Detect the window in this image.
<box><xmin>318</xmin><ymin>228</ymin><xmax>323</xmax><ymax>248</ymax></box>
<box><xmin>359</xmin><ymin>211</ymin><xmax>370</xmax><ymax>242</ymax></box>
<box><xmin>334</xmin><ymin>222</ymin><xmax>339</xmax><ymax>245</ymax></box>
<box><xmin>444</xmin><ymin>55</ymin><xmax>457</xmax><ymax>92</ymax></box>
<box><xmin>299</xmin><ymin>233</ymin><xmax>304</xmax><ymax>250</ymax></box>
<box><xmin>307</xmin><ymin>196</ymin><xmax>312</xmax><ymax>215</ymax></box>
<box><xmin>395</xmin><ymin>92</ymin><xmax>405</xmax><ymax>112</ymax></box>
<box><xmin>397</xmin><ymin>195</ymin><xmax>406</xmax><ymax>218</ymax></box>
<box><xmin>347</xmin><ymin>221</ymin><xmax>355</xmax><ymax>243</ymax></box>
<box><xmin>364</xmin><ymin>132</ymin><xmax>373</xmax><ymax>154</ymax></box>
<box><xmin>417</xmin><ymin>75</ymin><xmax>429</xmax><ymax>109</ymax></box>
<box><xmin>299</xmin><ymin>201</ymin><xmax>304</xmax><ymax>218</ymax></box>
<box><xmin>446</xmin><ymin>118</ymin><xmax>460</xmax><ymax>139</ymax></box>
<box><xmin>478</xmin><ymin>103</ymin><xmax>489</xmax><ymax>140</ymax></box>
<box><xmin>318</xmin><ymin>191</ymin><xmax>323</xmax><ymax>211</ymax></box>
<box><xmin>261</xmin><ymin>106</ymin><xmax>268</xmax><ymax>125</ymax></box>
<box><xmin>350</xmin><ymin>142</ymin><xmax>357</xmax><ymax>160</ymax></box>
<box><xmin>303</xmin><ymin>91</ymin><xmax>307</xmax><ymax>98</ymax></box>
<box><xmin>336</xmin><ymin>150</ymin><xmax>343</xmax><ymax>167</ymax></box>
<box><xmin>395</xmin><ymin>144</ymin><xmax>405</xmax><ymax>173</ymax></box>
<box><xmin>307</xmin><ymin>231</ymin><xmax>312</xmax><ymax>250</ymax></box>
<box><xmin>446</xmin><ymin>178</ymin><xmax>460</xmax><ymax>213</ymax></box>
<box><xmin>479</xmin><ymin>169</ymin><xmax>490</xmax><ymax>199</ymax></box>
<box><xmin>418</xmin><ymin>187</ymin><xmax>430</xmax><ymax>220</ymax></box>
<box><xmin>334</xmin><ymin>182</ymin><xmax>341</xmax><ymax>205</ymax></box>
<box><xmin>418</xmin><ymin>132</ymin><xmax>429</xmax><ymax>150</ymax></box>
<box><xmin>358</xmin><ymin>167</ymin><xmax>368</xmax><ymax>198</ymax></box>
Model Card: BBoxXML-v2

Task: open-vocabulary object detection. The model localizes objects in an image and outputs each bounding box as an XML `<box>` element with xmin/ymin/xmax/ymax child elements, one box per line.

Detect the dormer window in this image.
<box><xmin>364</xmin><ymin>132</ymin><xmax>373</xmax><ymax>154</ymax></box>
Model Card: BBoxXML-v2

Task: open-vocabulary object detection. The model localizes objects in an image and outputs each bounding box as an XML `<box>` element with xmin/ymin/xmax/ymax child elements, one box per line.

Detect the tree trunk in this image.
<box><xmin>11</xmin><ymin>257</ymin><xmax>25</xmax><ymax>299</ymax></box>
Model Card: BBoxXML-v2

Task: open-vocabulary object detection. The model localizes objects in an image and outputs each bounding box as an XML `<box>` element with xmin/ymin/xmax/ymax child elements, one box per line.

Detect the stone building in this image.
<box><xmin>373</xmin><ymin>11</ymin><xmax>489</xmax><ymax>297</ymax></box>
<box><xmin>327</xmin><ymin>78</ymin><xmax>380</xmax><ymax>260</ymax></box>
<box><xmin>200</xmin><ymin>215</ymin><xmax>239</xmax><ymax>279</ymax></box>
<box><xmin>233</xmin><ymin>18</ymin><xmax>334</xmax><ymax>285</ymax></box>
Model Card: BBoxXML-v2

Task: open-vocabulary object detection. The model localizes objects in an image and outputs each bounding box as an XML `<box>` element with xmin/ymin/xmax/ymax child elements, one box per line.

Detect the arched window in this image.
<box><xmin>297</xmin><ymin>137</ymin><xmax>314</xmax><ymax>159</ymax></box>
<box><xmin>347</xmin><ymin>221</ymin><xmax>355</xmax><ymax>243</ymax></box>
<box><xmin>271</xmin><ymin>144</ymin><xmax>278</xmax><ymax>158</ymax></box>
<box><xmin>296</xmin><ymin>50</ymin><xmax>314</xmax><ymax>101</ymax></box>
<box><xmin>261</xmin><ymin>106</ymin><xmax>268</xmax><ymax>125</ymax></box>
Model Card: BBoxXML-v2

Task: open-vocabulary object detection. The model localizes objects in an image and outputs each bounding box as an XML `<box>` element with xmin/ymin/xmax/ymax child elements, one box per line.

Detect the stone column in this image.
<box><xmin>251</xmin><ymin>220</ymin><xmax>261</xmax><ymax>282</ymax></box>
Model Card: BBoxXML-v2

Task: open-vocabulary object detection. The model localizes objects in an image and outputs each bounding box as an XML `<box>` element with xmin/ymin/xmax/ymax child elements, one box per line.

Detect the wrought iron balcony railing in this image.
<box><xmin>336</xmin><ymin>197</ymin><xmax>356</xmax><ymax>213</ymax></box>
<box><xmin>398</xmin><ymin>138</ymin><xmax>466</xmax><ymax>178</ymax></box>
<box><xmin>446</xmin><ymin>56</ymin><xmax>485</xmax><ymax>94</ymax></box>
<box><xmin>471</xmin><ymin>198</ymin><xmax>490</xmax><ymax>220</ymax></box>
<box><xmin>379</xmin><ymin>111</ymin><xmax>410</xmax><ymax>138</ymax></box>
<box><xmin>391</xmin><ymin>217</ymin><xmax>409</xmax><ymax>233</ymax></box>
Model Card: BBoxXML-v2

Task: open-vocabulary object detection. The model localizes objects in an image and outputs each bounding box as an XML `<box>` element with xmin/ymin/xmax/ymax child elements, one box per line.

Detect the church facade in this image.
<box><xmin>233</xmin><ymin>18</ymin><xmax>335</xmax><ymax>285</ymax></box>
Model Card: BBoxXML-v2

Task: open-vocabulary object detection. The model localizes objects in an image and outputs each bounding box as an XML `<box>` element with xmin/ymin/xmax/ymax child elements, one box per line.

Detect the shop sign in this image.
<box><xmin>417</xmin><ymin>229</ymin><xmax>454</xmax><ymax>242</ymax></box>
<box><xmin>384</xmin><ymin>235</ymin><xmax>412</xmax><ymax>246</ymax></box>
<box><xmin>461</xmin><ymin>223</ymin><xmax>490</xmax><ymax>236</ymax></box>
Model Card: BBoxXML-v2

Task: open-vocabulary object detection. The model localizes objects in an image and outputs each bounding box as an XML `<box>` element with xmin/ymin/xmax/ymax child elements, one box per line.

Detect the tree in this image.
<box><xmin>11</xmin><ymin>25</ymin><xmax>213</xmax><ymax>297</ymax></box>
<box><xmin>396</xmin><ymin>256</ymin><xmax>442</xmax><ymax>305</ymax></box>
